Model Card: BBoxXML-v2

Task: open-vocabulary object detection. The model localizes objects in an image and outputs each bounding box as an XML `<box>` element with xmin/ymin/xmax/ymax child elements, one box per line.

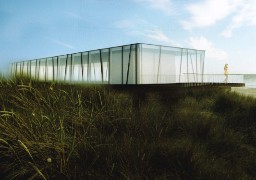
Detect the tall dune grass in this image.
<box><xmin>0</xmin><ymin>77</ymin><xmax>256</xmax><ymax>179</ymax></box>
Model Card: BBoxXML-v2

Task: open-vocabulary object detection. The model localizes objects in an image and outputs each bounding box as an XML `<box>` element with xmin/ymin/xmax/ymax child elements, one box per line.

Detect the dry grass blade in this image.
<box><xmin>28</xmin><ymin>162</ymin><xmax>47</xmax><ymax>180</ymax></box>
<box><xmin>18</xmin><ymin>140</ymin><xmax>34</xmax><ymax>161</ymax></box>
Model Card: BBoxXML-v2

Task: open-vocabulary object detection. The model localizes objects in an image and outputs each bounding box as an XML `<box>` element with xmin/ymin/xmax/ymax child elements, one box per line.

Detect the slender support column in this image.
<box><xmin>135</xmin><ymin>44</ymin><xmax>138</xmax><ymax>85</ymax></box>
<box><xmin>196</xmin><ymin>51</ymin><xmax>198</xmax><ymax>82</ymax></box>
<box><xmin>187</xmin><ymin>49</ymin><xmax>189</xmax><ymax>82</ymax></box>
<box><xmin>179</xmin><ymin>49</ymin><xmax>183</xmax><ymax>83</ymax></box>
<box><xmin>30</xmin><ymin>60</ymin><xmax>32</xmax><ymax>79</ymax></box>
<box><xmin>157</xmin><ymin>46</ymin><xmax>162</xmax><ymax>83</ymax></box>
<box><xmin>121</xmin><ymin>46</ymin><xmax>124</xmax><ymax>84</ymax></box>
<box><xmin>190</xmin><ymin>54</ymin><xmax>195</xmax><ymax>82</ymax></box>
<box><xmin>80</xmin><ymin>52</ymin><xmax>84</xmax><ymax>81</ymax></box>
<box><xmin>108</xmin><ymin>48</ymin><xmax>111</xmax><ymax>84</ymax></box>
<box><xmin>87</xmin><ymin>52</ymin><xmax>90</xmax><ymax>83</ymax></box>
<box><xmin>38</xmin><ymin>60</ymin><xmax>41</xmax><ymax>81</ymax></box>
<box><xmin>36</xmin><ymin>60</ymin><xmax>38</xmax><ymax>80</ymax></box>
<box><xmin>27</xmin><ymin>61</ymin><xmax>29</xmax><ymax>78</ymax></box>
<box><xmin>57</xmin><ymin>56</ymin><xmax>59</xmax><ymax>82</ymax></box>
<box><xmin>22</xmin><ymin>61</ymin><xmax>24</xmax><ymax>76</ymax></box>
<box><xmin>100</xmin><ymin>49</ymin><xmax>103</xmax><ymax>83</ymax></box>
<box><xmin>70</xmin><ymin>54</ymin><xmax>73</xmax><ymax>81</ymax></box>
<box><xmin>126</xmin><ymin>44</ymin><xmax>132</xmax><ymax>84</ymax></box>
<box><xmin>64</xmin><ymin>54</ymin><xmax>68</xmax><ymax>81</ymax></box>
<box><xmin>201</xmin><ymin>52</ymin><xmax>205</xmax><ymax>83</ymax></box>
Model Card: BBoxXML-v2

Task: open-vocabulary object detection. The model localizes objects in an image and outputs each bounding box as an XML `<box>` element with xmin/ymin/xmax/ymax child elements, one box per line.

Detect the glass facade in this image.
<box><xmin>10</xmin><ymin>43</ymin><xmax>206</xmax><ymax>84</ymax></box>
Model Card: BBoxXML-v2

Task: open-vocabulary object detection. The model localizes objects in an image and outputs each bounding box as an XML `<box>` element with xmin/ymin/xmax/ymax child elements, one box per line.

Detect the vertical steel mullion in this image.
<box><xmin>35</xmin><ymin>60</ymin><xmax>38</xmax><ymax>80</ymax></box>
<box><xmin>64</xmin><ymin>54</ymin><xmax>68</xmax><ymax>81</ymax></box>
<box><xmin>196</xmin><ymin>51</ymin><xmax>198</xmax><ymax>82</ymax></box>
<box><xmin>80</xmin><ymin>52</ymin><xmax>84</xmax><ymax>82</ymax></box>
<box><xmin>29</xmin><ymin>60</ymin><xmax>32</xmax><ymax>79</ymax></box>
<box><xmin>108</xmin><ymin>48</ymin><xmax>111</xmax><ymax>84</ymax></box>
<box><xmin>26</xmin><ymin>61</ymin><xmax>29</xmax><ymax>78</ymax></box>
<box><xmin>22</xmin><ymin>61</ymin><xmax>24</xmax><ymax>76</ymax></box>
<box><xmin>201</xmin><ymin>52</ymin><xmax>205</xmax><ymax>83</ymax></box>
<box><xmin>57</xmin><ymin>56</ymin><xmax>59</xmax><ymax>82</ymax></box>
<box><xmin>27</xmin><ymin>61</ymin><xmax>29</xmax><ymax>78</ymax></box>
<box><xmin>100</xmin><ymin>49</ymin><xmax>103</xmax><ymax>83</ymax></box>
<box><xmin>20</xmin><ymin>62</ymin><xmax>22</xmax><ymax>77</ymax></box>
<box><xmin>190</xmin><ymin>54</ymin><xmax>195</xmax><ymax>82</ymax></box>
<box><xmin>187</xmin><ymin>49</ymin><xmax>189</xmax><ymax>82</ymax></box>
<box><xmin>135</xmin><ymin>44</ymin><xmax>138</xmax><ymax>84</ymax></box>
<box><xmin>157</xmin><ymin>46</ymin><xmax>162</xmax><ymax>83</ymax></box>
<box><xmin>38</xmin><ymin>60</ymin><xmax>41</xmax><ymax>81</ymax></box>
<box><xmin>126</xmin><ymin>44</ymin><xmax>132</xmax><ymax>84</ymax></box>
<box><xmin>87</xmin><ymin>52</ymin><xmax>90</xmax><ymax>83</ymax></box>
<box><xmin>179</xmin><ymin>49</ymin><xmax>183</xmax><ymax>83</ymax></box>
<box><xmin>121</xmin><ymin>46</ymin><xmax>124</xmax><ymax>84</ymax></box>
<box><xmin>70</xmin><ymin>54</ymin><xmax>73</xmax><ymax>81</ymax></box>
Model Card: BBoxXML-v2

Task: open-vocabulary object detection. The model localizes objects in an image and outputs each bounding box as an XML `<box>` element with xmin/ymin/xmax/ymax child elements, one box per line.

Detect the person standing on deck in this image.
<box><xmin>224</xmin><ymin>64</ymin><xmax>228</xmax><ymax>83</ymax></box>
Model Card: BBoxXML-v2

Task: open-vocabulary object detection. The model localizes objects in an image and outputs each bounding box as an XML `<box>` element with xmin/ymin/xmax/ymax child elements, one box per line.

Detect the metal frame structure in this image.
<box><xmin>10</xmin><ymin>43</ymin><xmax>207</xmax><ymax>84</ymax></box>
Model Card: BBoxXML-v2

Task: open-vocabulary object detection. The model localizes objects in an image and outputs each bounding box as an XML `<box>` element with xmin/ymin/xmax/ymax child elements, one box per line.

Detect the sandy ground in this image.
<box><xmin>231</xmin><ymin>87</ymin><xmax>256</xmax><ymax>98</ymax></box>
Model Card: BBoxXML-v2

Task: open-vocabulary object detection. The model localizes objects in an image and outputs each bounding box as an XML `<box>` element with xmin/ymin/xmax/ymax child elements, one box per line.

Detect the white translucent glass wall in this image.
<box><xmin>110</xmin><ymin>45</ymin><xmax>136</xmax><ymax>84</ymax></box>
<box><xmin>178</xmin><ymin>49</ymin><xmax>205</xmax><ymax>83</ymax></box>
<box><xmin>139</xmin><ymin>44</ymin><xmax>176</xmax><ymax>84</ymax></box>
<box><xmin>46</xmin><ymin>58</ymin><xmax>53</xmax><ymax>81</ymax></box>
<box><xmin>110</xmin><ymin>47</ymin><xmax>122</xmax><ymax>84</ymax></box>
<box><xmin>38</xmin><ymin>59</ymin><xmax>46</xmax><ymax>81</ymax></box>
<box><xmin>31</xmin><ymin>60</ymin><xmax>37</xmax><ymax>79</ymax></box>
<box><xmin>101</xmin><ymin>49</ymin><xmax>109</xmax><ymax>83</ymax></box>
<box><xmin>188</xmin><ymin>50</ymin><xmax>204</xmax><ymax>83</ymax></box>
<box><xmin>20</xmin><ymin>49</ymin><xmax>110</xmax><ymax>83</ymax></box>
<box><xmin>73</xmin><ymin>53</ymin><xmax>83</xmax><ymax>82</ymax></box>
<box><xmin>11</xmin><ymin>44</ymin><xmax>204</xmax><ymax>85</ymax></box>
<box><xmin>82</xmin><ymin>52</ymin><xmax>89</xmax><ymax>82</ymax></box>
<box><xmin>90</xmin><ymin>51</ymin><xmax>102</xmax><ymax>82</ymax></box>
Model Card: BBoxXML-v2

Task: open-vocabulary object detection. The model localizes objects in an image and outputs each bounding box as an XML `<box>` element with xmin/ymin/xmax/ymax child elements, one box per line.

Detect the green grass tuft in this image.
<box><xmin>0</xmin><ymin>78</ymin><xmax>256</xmax><ymax>179</ymax></box>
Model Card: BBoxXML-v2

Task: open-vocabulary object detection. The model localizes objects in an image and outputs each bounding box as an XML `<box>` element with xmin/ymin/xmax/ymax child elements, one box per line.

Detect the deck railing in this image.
<box><xmin>140</xmin><ymin>74</ymin><xmax>244</xmax><ymax>84</ymax></box>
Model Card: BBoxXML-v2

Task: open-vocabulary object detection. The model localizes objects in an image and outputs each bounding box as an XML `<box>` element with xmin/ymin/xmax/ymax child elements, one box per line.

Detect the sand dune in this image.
<box><xmin>231</xmin><ymin>87</ymin><xmax>256</xmax><ymax>98</ymax></box>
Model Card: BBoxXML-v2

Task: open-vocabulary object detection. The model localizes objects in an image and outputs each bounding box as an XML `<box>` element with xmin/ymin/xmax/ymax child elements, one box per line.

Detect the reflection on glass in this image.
<box><xmin>10</xmin><ymin>43</ymin><xmax>207</xmax><ymax>84</ymax></box>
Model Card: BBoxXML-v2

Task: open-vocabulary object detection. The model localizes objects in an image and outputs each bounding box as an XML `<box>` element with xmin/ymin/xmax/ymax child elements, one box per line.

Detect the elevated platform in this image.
<box><xmin>111</xmin><ymin>82</ymin><xmax>245</xmax><ymax>92</ymax></box>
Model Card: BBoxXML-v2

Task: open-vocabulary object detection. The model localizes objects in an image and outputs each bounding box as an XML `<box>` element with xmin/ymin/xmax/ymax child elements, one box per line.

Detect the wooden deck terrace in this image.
<box><xmin>110</xmin><ymin>82</ymin><xmax>245</xmax><ymax>92</ymax></box>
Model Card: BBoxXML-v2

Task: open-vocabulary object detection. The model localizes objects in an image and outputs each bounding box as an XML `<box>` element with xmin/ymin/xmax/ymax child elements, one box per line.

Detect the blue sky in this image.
<box><xmin>1</xmin><ymin>0</ymin><xmax>256</xmax><ymax>75</ymax></box>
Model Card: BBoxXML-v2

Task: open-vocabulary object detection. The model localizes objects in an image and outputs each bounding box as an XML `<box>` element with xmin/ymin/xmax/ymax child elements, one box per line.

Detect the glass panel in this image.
<box><xmin>158</xmin><ymin>46</ymin><xmax>176</xmax><ymax>83</ymax></box>
<box><xmin>140</xmin><ymin>44</ymin><xmax>160</xmax><ymax>84</ymax></box>
<box><xmin>82</xmin><ymin>52</ymin><xmax>89</xmax><ymax>82</ymax></box>
<box><xmin>23</xmin><ymin>61</ymin><xmax>28</xmax><ymax>77</ymax></box>
<box><xmin>16</xmin><ymin>63</ymin><xmax>21</xmax><ymax>76</ymax></box>
<box><xmin>52</xmin><ymin>57</ymin><xmax>58</xmax><ymax>81</ymax></box>
<box><xmin>39</xmin><ymin>59</ymin><xmax>46</xmax><ymax>81</ymax></box>
<box><xmin>90</xmin><ymin>50</ymin><xmax>102</xmax><ymax>83</ymax></box>
<box><xmin>140</xmin><ymin>44</ymin><xmax>181</xmax><ymax>84</ymax></box>
<box><xmin>65</xmin><ymin>55</ymin><xmax>72</xmax><ymax>81</ymax></box>
<box><xmin>31</xmin><ymin>60</ymin><xmax>37</xmax><ymax>79</ymax></box>
<box><xmin>101</xmin><ymin>48</ymin><xmax>109</xmax><ymax>83</ymax></box>
<box><xmin>123</xmin><ymin>45</ymin><xmax>136</xmax><ymax>84</ymax></box>
<box><xmin>10</xmin><ymin>44</ymin><xmax>205</xmax><ymax>85</ymax></box>
<box><xmin>110</xmin><ymin>47</ymin><xmax>122</xmax><ymax>84</ymax></box>
<box><xmin>46</xmin><ymin>58</ymin><xmax>53</xmax><ymax>81</ymax></box>
<box><xmin>73</xmin><ymin>53</ymin><xmax>82</xmax><ymax>82</ymax></box>
<box><xmin>58</xmin><ymin>55</ymin><xmax>66</xmax><ymax>81</ymax></box>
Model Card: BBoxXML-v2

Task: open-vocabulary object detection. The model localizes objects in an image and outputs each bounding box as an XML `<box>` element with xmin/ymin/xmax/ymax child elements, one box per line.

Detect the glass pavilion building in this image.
<box><xmin>10</xmin><ymin>43</ymin><xmax>205</xmax><ymax>85</ymax></box>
